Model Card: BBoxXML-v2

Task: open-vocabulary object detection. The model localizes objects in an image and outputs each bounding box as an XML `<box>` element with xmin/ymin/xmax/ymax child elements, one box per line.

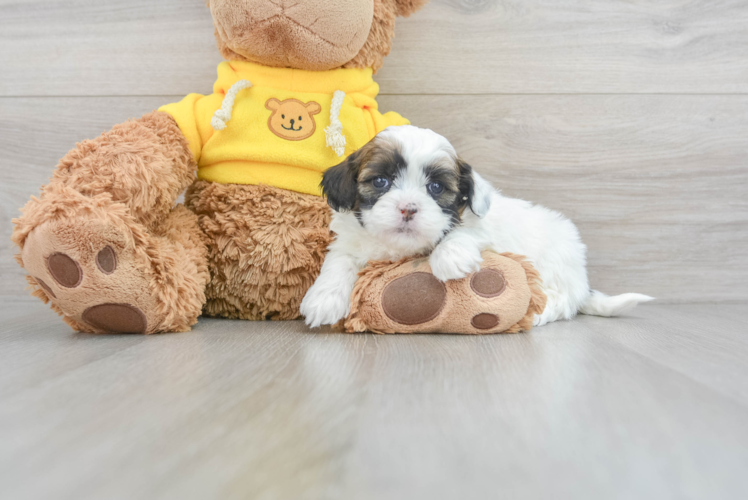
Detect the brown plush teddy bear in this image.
<box><xmin>12</xmin><ymin>0</ymin><xmax>430</xmax><ymax>334</ymax></box>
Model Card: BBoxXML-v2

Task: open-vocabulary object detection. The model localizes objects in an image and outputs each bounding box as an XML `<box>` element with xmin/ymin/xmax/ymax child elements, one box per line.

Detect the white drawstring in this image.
<box><xmin>211</xmin><ymin>79</ymin><xmax>253</xmax><ymax>131</ymax></box>
<box><xmin>325</xmin><ymin>90</ymin><xmax>346</xmax><ymax>157</ymax></box>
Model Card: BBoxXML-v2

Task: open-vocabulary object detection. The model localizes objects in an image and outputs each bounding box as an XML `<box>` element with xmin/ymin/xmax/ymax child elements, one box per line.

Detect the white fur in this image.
<box><xmin>301</xmin><ymin>125</ymin><xmax>653</xmax><ymax>328</ymax></box>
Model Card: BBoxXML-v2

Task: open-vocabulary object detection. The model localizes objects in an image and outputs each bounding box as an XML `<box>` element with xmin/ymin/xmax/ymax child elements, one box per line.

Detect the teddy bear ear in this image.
<box><xmin>305</xmin><ymin>102</ymin><xmax>322</xmax><ymax>115</ymax></box>
<box><xmin>265</xmin><ymin>98</ymin><xmax>281</xmax><ymax>111</ymax></box>
<box><xmin>395</xmin><ymin>0</ymin><xmax>430</xmax><ymax>17</ymax></box>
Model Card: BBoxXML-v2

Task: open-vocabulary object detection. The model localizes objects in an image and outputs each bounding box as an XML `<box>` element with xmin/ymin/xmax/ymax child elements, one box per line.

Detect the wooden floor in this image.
<box><xmin>0</xmin><ymin>299</ymin><xmax>747</xmax><ymax>499</ymax></box>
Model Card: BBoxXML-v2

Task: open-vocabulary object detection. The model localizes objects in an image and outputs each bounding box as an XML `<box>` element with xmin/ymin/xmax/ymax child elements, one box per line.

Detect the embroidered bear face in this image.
<box><xmin>265</xmin><ymin>98</ymin><xmax>322</xmax><ymax>141</ymax></box>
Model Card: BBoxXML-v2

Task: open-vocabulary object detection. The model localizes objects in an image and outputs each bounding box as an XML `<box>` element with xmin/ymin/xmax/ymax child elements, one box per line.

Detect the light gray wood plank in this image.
<box><xmin>379</xmin><ymin>0</ymin><xmax>748</xmax><ymax>95</ymax></box>
<box><xmin>335</xmin><ymin>309</ymin><xmax>748</xmax><ymax>500</ymax></box>
<box><xmin>392</xmin><ymin>94</ymin><xmax>748</xmax><ymax>303</ymax></box>
<box><xmin>0</xmin><ymin>0</ymin><xmax>221</xmax><ymax>97</ymax></box>
<box><xmin>0</xmin><ymin>300</ymin><xmax>747</xmax><ymax>500</ymax></box>
<box><xmin>599</xmin><ymin>303</ymin><xmax>748</xmax><ymax>406</ymax></box>
<box><xmin>2</xmin><ymin>95</ymin><xmax>747</xmax><ymax>301</ymax></box>
<box><xmin>2</xmin><ymin>0</ymin><xmax>748</xmax><ymax>96</ymax></box>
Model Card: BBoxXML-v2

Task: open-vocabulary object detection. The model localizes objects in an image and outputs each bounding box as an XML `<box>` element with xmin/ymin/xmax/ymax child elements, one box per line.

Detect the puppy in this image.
<box><xmin>300</xmin><ymin>125</ymin><xmax>652</xmax><ymax>328</ymax></box>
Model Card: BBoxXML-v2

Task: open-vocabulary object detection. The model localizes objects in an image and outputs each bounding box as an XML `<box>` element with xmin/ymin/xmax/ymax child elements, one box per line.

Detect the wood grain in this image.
<box><xmin>3</xmin><ymin>95</ymin><xmax>747</xmax><ymax>301</ymax></box>
<box><xmin>2</xmin><ymin>0</ymin><xmax>748</xmax><ymax>96</ymax></box>
<box><xmin>1</xmin><ymin>299</ymin><xmax>747</xmax><ymax>500</ymax></box>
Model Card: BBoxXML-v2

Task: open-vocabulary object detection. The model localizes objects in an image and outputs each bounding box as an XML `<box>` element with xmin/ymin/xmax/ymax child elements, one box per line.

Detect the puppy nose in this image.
<box><xmin>290</xmin><ymin>118</ymin><xmax>295</xmax><ymax>125</ymax></box>
<box><xmin>400</xmin><ymin>204</ymin><xmax>418</xmax><ymax>221</ymax></box>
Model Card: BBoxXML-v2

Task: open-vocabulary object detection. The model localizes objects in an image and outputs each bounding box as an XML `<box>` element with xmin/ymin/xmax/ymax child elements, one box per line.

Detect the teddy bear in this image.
<box><xmin>12</xmin><ymin>0</ymin><xmax>544</xmax><ymax>335</ymax></box>
<box><xmin>11</xmin><ymin>0</ymin><xmax>432</xmax><ymax>334</ymax></box>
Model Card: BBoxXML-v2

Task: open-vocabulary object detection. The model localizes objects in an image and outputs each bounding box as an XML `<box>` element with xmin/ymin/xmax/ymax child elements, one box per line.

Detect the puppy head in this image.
<box><xmin>321</xmin><ymin>125</ymin><xmax>492</xmax><ymax>252</ymax></box>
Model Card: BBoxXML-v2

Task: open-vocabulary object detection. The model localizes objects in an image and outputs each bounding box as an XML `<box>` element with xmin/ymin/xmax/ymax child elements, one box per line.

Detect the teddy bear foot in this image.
<box><xmin>17</xmin><ymin>194</ymin><xmax>209</xmax><ymax>334</ymax></box>
<box><xmin>343</xmin><ymin>252</ymin><xmax>548</xmax><ymax>335</ymax></box>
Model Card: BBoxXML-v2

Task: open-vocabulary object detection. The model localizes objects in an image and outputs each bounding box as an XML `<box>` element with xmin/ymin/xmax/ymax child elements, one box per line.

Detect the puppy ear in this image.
<box><xmin>321</xmin><ymin>150</ymin><xmax>362</xmax><ymax>212</ymax></box>
<box><xmin>457</xmin><ymin>159</ymin><xmax>493</xmax><ymax>218</ymax></box>
<box><xmin>395</xmin><ymin>0</ymin><xmax>430</xmax><ymax>17</ymax></box>
<box><xmin>470</xmin><ymin>171</ymin><xmax>493</xmax><ymax>218</ymax></box>
<box><xmin>265</xmin><ymin>98</ymin><xmax>281</xmax><ymax>111</ymax></box>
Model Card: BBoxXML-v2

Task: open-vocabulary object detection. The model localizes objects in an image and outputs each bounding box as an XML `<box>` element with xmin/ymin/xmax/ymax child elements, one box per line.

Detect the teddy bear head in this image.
<box><xmin>207</xmin><ymin>0</ymin><xmax>429</xmax><ymax>71</ymax></box>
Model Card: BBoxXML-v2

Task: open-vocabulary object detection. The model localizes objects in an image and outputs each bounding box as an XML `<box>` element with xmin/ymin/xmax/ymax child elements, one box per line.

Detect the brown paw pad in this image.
<box><xmin>96</xmin><ymin>246</ymin><xmax>117</xmax><ymax>274</ymax></box>
<box><xmin>382</xmin><ymin>272</ymin><xmax>446</xmax><ymax>325</ymax></box>
<box><xmin>82</xmin><ymin>304</ymin><xmax>147</xmax><ymax>334</ymax></box>
<box><xmin>47</xmin><ymin>253</ymin><xmax>82</xmax><ymax>288</ymax></box>
<box><xmin>471</xmin><ymin>313</ymin><xmax>500</xmax><ymax>330</ymax></box>
<box><xmin>36</xmin><ymin>278</ymin><xmax>57</xmax><ymax>299</ymax></box>
<box><xmin>470</xmin><ymin>268</ymin><xmax>506</xmax><ymax>298</ymax></box>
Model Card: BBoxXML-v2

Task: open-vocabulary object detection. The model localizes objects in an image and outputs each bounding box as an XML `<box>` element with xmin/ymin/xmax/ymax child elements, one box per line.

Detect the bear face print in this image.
<box><xmin>265</xmin><ymin>98</ymin><xmax>322</xmax><ymax>141</ymax></box>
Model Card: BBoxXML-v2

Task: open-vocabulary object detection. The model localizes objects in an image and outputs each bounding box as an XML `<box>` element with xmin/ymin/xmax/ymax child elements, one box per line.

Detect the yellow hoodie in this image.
<box><xmin>159</xmin><ymin>61</ymin><xmax>409</xmax><ymax>196</ymax></box>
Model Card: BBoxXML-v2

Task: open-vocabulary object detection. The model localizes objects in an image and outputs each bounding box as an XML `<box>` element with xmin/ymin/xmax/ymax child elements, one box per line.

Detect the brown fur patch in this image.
<box><xmin>43</xmin><ymin>111</ymin><xmax>195</xmax><ymax>230</ymax></box>
<box><xmin>186</xmin><ymin>181</ymin><xmax>332</xmax><ymax>320</ymax></box>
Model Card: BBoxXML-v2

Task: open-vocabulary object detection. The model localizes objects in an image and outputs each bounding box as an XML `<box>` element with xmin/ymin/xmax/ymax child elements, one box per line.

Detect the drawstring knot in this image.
<box><xmin>211</xmin><ymin>79</ymin><xmax>253</xmax><ymax>130</ymax></box>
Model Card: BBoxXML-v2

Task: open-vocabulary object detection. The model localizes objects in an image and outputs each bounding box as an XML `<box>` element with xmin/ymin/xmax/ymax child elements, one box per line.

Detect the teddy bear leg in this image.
<box><xmin>345</xmin><ymin>252</ymin><xmax>548</xmax><ymax>334</ymax></box>
<box><xmin>15</xmin><ymin>188</ymin><xmax>209</xmax><ymax>334</ymax></box>
<box><xmin>12</xmin><ymin>112</ymin><xmax>209</xmax><ymax>333</ymax></box>
<box><xmin>186</xmin><ymin>181</ymin><xmax>332</xmax><ymax>320</ymax></box>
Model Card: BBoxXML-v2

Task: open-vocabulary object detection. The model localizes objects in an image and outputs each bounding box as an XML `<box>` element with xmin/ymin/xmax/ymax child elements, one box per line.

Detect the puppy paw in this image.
<box><xmin>300</xmin><ymin>285</ymin><xmax>351</xmax><ymax>328</ymax></box>
<box><xmin>429</xmin><ymin>241</ymin><xmax>483</xmax><ymax>282</ymax></box>
<box><xmin>532</xmin><ymin>314</ymin><xmax>550</xmax><ymax>327</ymax></box>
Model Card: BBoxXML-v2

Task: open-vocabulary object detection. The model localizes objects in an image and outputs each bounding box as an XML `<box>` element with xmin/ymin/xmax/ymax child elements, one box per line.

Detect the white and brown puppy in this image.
<box><xmin>300</xmin><ymin>125</ymin><xmax>652</xmax><ymax>328</ymax></box>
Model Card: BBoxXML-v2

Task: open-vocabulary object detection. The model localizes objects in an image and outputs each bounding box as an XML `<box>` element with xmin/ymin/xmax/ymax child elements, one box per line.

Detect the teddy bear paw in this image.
<box><xmin>20</xmin><ymin>211</ymin><xmax>164</xmax><ymax>334</ymax></box>
<box><xmin>344</xmin><ymin>252</ymin><xmax>547</xmax><ymax>335</ymax></box>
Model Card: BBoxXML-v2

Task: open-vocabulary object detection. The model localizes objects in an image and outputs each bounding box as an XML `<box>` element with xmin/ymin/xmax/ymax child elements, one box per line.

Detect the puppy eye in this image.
<box><xmin>372</xmin><ymin>177</ymin><xmax>390</xmax><ymax>189</ymax></box>
<box><xmin>281</xmin><ymin>114</ymin><xmax>285</xmax><ymax>119</ymax></box>
<box><xmin>299</xmin><ymin>116</ymin><xmax>303</xmax><ymax>121</ymax></box>
<box><xmin>428</xmin><ymin>182</ymin><xmax>444</xmax><ymax>195</ymax></box>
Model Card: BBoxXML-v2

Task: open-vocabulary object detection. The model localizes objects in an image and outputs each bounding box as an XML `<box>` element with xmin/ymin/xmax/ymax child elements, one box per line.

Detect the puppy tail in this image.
<box><xmin>580</xmin><ymin>290</ymin><xmax>654</xmax><ymax>317</ymax></box>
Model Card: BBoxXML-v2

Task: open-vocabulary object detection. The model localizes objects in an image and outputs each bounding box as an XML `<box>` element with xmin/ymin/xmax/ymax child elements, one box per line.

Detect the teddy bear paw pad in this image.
<box><xmin>382</xmin><ymin>272</ymin><xmax>446</xmax><ymax>325</ymax></box>
<box><xmin>470</xmin><ymin>268</ymin><xmax>506</xmax><ymax>298</ymax></box>
<box><xmin>471</xmin><ymin>312</ymin><xmax>500</xmax><ymax>330</ymax></box>
<box><xmin>47</xmin><ymin>252</ymin><xmax>83</xmax><ymax>288</ymax></box>
<box><xmin>82</xmin><ymin>304</ymin><xmax>147</xmax><ymax>334</ymax></box>
<box><xmin>95</xmin><ymin>246</ymin><xmax>117</xmax><ymax>274</ymax></box>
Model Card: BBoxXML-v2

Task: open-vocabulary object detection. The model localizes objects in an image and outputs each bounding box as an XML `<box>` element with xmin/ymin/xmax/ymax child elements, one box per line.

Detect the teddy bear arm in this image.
<box><xmin>44</xmin><ymin>110</ymin><xmax>196</xmax><ymax>229</ymax></box>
